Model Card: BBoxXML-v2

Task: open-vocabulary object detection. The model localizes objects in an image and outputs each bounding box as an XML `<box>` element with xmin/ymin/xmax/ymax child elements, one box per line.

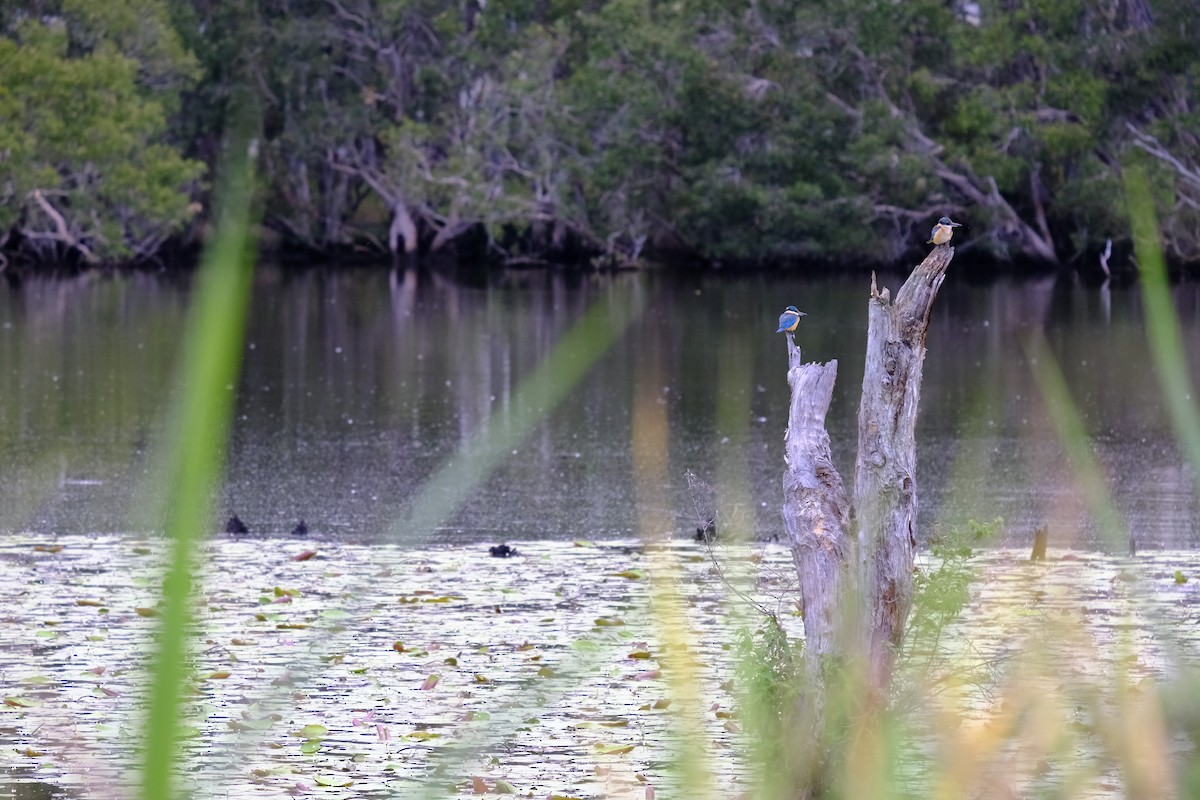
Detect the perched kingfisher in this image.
<box><xmin>776</xmin><ymin>305</ymin><xmax>806</xmax><ymax>333</ymax></box>
<box><xmin>927</xmin><ymin>216</ymin><xmax>962</xmax><ymax>245</ymax></box>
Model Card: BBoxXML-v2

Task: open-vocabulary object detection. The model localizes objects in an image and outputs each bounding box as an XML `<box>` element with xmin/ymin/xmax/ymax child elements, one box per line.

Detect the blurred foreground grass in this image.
<box><xmin>138</xmin><ymin>130</ymin><xmax>257</xmax><ymax>799</ymax></box>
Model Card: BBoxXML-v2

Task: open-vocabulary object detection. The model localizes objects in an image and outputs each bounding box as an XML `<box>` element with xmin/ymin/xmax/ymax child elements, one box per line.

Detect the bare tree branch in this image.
<box><xmin>29</xmin><ymin>190</ymin><xmax>99</xmax><ymax>263</ymax></box>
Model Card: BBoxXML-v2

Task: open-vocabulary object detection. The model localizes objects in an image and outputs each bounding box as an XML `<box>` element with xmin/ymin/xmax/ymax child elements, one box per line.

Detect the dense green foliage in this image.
<box><xmin>1</xmin><ymin>0</ymin><xmax>1198</xmax><ymax>268</ymax></box>
<box><xmin>0</xmin><ymin>0</ymin><xmax>203</xmax><ymax>265</ymax></box>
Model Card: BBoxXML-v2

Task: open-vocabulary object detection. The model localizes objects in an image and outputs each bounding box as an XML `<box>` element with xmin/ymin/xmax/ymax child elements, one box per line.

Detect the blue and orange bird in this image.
<box><xmin>927</xmin><ymin>216</ymin><xmax>962</xmax><ymax>246</ymax></box>
<box><xmin>776</xmin><ymin>305</ymin><xmax>806</xmax><ymax>334</ymax></box>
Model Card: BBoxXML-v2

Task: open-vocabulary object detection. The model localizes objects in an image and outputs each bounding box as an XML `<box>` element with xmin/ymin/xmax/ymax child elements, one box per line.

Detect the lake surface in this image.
<box><xmin>2</xmin><ymin>263</ymin><xmax>1200</xmax><ymax>548</ymax></box>
<box><xmin>1</xmin><ymin>535</ymin><xmax>1198</xmax><ymax>799</ymax></box>
<box><xmin>4</xmin><ymin>264</ymin><xmax>1200</xmax><ymax>798</ymax></box>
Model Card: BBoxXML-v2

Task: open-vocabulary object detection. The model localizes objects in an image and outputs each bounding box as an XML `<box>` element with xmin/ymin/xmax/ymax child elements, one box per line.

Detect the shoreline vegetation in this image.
<box><xmin>1</xmin><ymin>0</ymin><xmax>1197</xmax><ymax>275</ymax></box>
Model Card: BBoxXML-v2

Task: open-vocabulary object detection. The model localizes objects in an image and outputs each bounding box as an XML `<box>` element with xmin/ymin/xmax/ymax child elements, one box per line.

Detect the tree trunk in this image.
<box><xmin>781</xmin><ymin>243</ymin><xmax>954</xmax><ymax>695</ymax></box>
<box><xmin>388</xmin><ymin>202</ymin><xmax>418</xmax><ymax>254</ymax></box>
<box><xmin>853</xmin><ymin>244</ymin><xmax>954</xmax><ymax>690</ymax></box>
<box><xmin>781</xmin><ymin>342</ymin><xmax>853</xmax><ymax>676</ymax></box>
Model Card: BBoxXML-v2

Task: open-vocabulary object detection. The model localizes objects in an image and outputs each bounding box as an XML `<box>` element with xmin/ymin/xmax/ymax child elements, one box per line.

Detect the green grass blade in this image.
<box><xmin>139</xmin><ymin>135</ymin><xmax>257</xmax><ymax>800</ymax></box>
<box><xmin>1125</xmin><ymin>166</ymin><xmax>1200</xmax><ymax>491</ymax></box>
<box><xmin>388</xmin><ymin>286</ymin><xmax>649</xmax><ymax>542</ymax></box>
<box><xmin>1026</xmin><ymin>334</ymin><xmax>1128</xmax><ymax>549</ymax></box>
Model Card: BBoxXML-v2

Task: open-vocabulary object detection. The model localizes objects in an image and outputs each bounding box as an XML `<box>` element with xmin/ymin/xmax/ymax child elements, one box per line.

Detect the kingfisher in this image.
<box><xmin>776</xmin><ymin>305</ymin><xmax>806</xmax><ymax>334</ymax></box>
<box><xmin>927</xmin><ymin>216</ymin><xmax>962</xmax><ymax>246</ymax></box>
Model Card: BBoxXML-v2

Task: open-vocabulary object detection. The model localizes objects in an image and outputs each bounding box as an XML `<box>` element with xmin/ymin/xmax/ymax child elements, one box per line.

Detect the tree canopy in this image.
<box><xmin>1</xmin><ymin>0</ymin><xmax>1197</xmax><ymax>269</ymax></box>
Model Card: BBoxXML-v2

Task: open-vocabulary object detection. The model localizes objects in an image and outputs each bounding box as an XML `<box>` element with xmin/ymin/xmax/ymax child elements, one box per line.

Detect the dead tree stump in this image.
<box><xmin>782</xmin><ymin>244</ymin><xmax>955</xmax><ymax>693</ymax></box>
<box><xmin>781</xmin><ymin>339</ymin><xmax>852</xmax><ymax>673</ymax></box>
<box><xmin>1031</xmin><ymin>526</ymin><xmax>1048</xmax><ymax>560</ymax></box>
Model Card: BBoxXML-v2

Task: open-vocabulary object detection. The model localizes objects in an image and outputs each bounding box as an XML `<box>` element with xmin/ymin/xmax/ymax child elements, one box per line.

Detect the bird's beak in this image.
<box><xmin>797</xmin><ymin>311</ymin><xmax>808</xmax><ymax>317</ymax></box>
<box><xmin>950</xmin><ymin>221</ymin><xmax>962</xmax><ymax>227</ymax></box>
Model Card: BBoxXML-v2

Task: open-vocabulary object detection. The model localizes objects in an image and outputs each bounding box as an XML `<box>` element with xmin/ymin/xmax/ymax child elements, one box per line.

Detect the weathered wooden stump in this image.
<box><xmin>782</xmin><ymin>244</ymin><xmax>955</xmax><ymax>692</ymax></box>
<box><xmin>1031</xmin><ymin>526</ymin><xmax>1048</xmax><ymax>561</ymax></box>
<box><xmin>782</xmin><ymin>338</ymin><xmax>852</xmax><ymax>672</ymax></box>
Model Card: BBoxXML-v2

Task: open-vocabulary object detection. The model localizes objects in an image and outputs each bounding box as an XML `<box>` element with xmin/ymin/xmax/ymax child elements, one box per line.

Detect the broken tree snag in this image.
<box><xmin>781</xmin><ymin>333</ymin><xmax>853</xmax><ymax>670</ymax></box>
<box><xmin>1031</xmin><ymin>526</ymin><xmax>1048</xmax><ymax>561</ymax></box>
<box><xmin>854</xmin><ymin>244</ymin><xmax>955</xmax><ymax>690</ymax></box>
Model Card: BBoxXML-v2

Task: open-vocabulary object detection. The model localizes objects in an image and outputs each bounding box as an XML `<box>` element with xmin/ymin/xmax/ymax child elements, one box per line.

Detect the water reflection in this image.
<box><xmin>1</xmin><ymin>265</ymin><xmax>1198</xmax><ymax>547</ymax></box>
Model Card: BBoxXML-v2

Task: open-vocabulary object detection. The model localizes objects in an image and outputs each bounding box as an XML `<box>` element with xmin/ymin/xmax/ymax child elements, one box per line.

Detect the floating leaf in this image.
<box><xmin>313</xmin><ymin>775</ymin><xmax>352</xmax><ymax>787</ymax></box>
<box><xmin>611</xmin><ymin>569</ymin><xmax>645</xmax><ymax>580</ymax></box>
<box><xmin>420</xmin><ymin>674</ymin><xmax>440</xmax><ymax>691</ymax></box>
<box><xmin>76</xmin><ymin>599</ymin><xmax>104</xmax><ymax>607</ymax></box>
<box><xmin>239</xmin><ymin>717</ymin><xmax>275</xmax><ymax>731</ymax></box>
<box><xmin>274</xmin><ymin>586</ymin><xmax>302</xmax><ymax>597</ymax></box>
<box><xmin>405</xmin><ymin>730</ymin><xmax>441</xmax><ymax>741</ymax></box>
<box><xmin>4</xmin><ymin>696</ymin><xmax>41</xmax><ymax>708</ymax></box>
<box><xmin>1175</xmin><ymin>570</ymin><xmax>1188</xmax><ymax>584</ymax></box>
<box><xmin>177</xmin><ymin>726</ymin><xmax>202</xmax><ymax>739</ymax></box>
<box><xmin>628</xmin><ymin>648</ymin><xmax>652</xmax><ymax>660</ymax></box>
<box><xmin>392</xmin><ymin>641</ymin><xmax>405</xmax><ymax>652</ymax></box>
<box><xmin>471</xmin><ymin>776</ymin><xmax>487</xmax><ymax>794</ymax></box>
<box><xmin>298</xmin><ymin>724</ymin><xmax>328</xmax><ymax>739</ymax></box>
<box><xmin>594</xmin><ymin>617</ymin><xmax>625</xmax><ymax>627</ymax></box>
<box><xmin>652</xmin><ymin>698</ymin><xmax>671</xmax><ymax>710</ymax></box>
<box><xmin>135</xmin><ymin>607</ymin><xmax>159</xmax><ymax>617</ymax></box>
<box><xmin>593</xmin><ymin>742</ymin><xmax>635</xmax><ymax>755</ymax></box>
<box><xmin>320</xmin><ymin>608</ymin><xmax>350</xmax><ymax>619</ymax></box>
<box><xmin>33</xmin><ymin>545</ymin><xmax>63</xmax><ymax>553</ymax></box>
<box><xmin>537</xmin><ymin>666</ymin><xmax>556</xmax><ymax>678</ymax></box>
<box><xmin>473</xmin><ymin>674</ymin><xmax>490</xmax><ymax>683</ymax></box>
<box><xmin>495</xmin><ymin>780</ymin><xmax>516</xmax><ymax>794</ymax></box>
<box><xmin>300</xmin><ymin>740</ymin><xmax>321</xmax><ymax>754</ymax></box>
<box><xmin>18</xmin><ymin>676</ymin><xmax>52</xmax><ymax>685</ymax></box>
<box><xmin>573</xmin><ymin>540</ymin><xmax>595</xmax><ymax>548</ymax></box>
<box><xmin>208</xmin><ymin>670</ymin><xmax>231</xmax><ymax>680</ymax></box>
<box><xmin>292</xmin><ymin>550</ymin><xmax>318</xmax><ymax>562</ymax></box>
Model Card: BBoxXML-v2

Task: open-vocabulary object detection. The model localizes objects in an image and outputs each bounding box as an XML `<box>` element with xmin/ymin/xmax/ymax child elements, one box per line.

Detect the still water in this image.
<box><xmin>1</xmin><ymin>264</ymin><xmax>1199</xmax><ymax>548</ymax></box>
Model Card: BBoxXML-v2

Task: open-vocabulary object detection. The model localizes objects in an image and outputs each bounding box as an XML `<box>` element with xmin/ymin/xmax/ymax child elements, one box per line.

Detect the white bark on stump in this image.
<box><xmin>781</xmin><ymin>243</ymin><xmax>954</xmax><ymax>693</ymax></box>
<box><xmin>781</xmin><ymin>337</ymin><xmax>852</xmax><ymax>672</ymax></box>
<box><xmin>854</xmin><ymin>244</ymin><xmax>955</xmax><ymax>689</ymax></box>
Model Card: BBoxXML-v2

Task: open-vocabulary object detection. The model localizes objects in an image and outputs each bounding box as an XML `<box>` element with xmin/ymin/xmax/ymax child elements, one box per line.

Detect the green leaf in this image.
<box><xmin>320</xmin><ymin>608</ymin><xmax>350</xmax><ymax>619</ymax></box>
